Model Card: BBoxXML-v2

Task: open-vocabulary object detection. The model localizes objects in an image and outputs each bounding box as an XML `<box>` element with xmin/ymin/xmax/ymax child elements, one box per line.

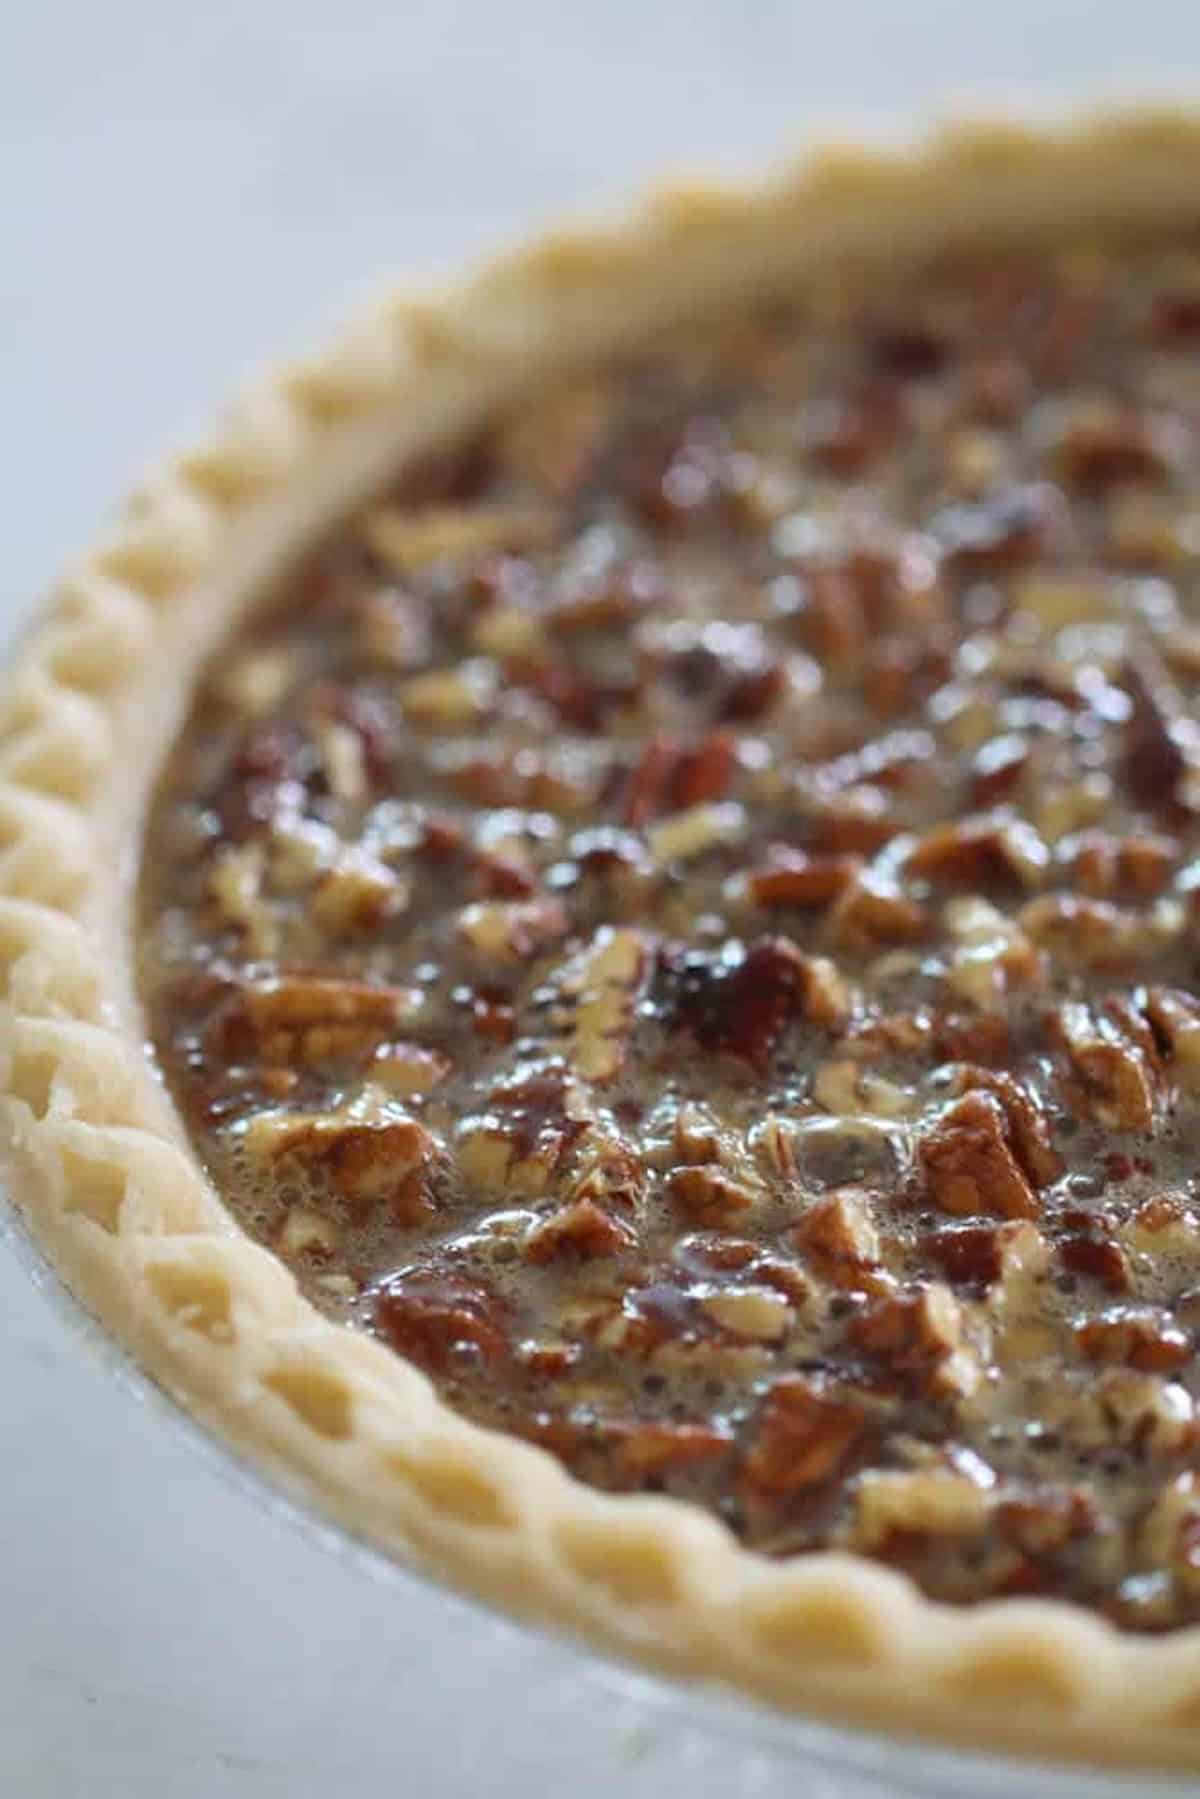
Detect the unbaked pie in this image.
<box><xmin>10</xmin><ymin>107</ymin><xmax>1200</xmax><ymax>1771</ymax></box>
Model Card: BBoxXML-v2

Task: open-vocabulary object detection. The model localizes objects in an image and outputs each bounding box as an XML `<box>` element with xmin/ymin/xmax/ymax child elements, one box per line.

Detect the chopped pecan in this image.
<box><xmin>525</xmin><ymin>1197</ymin><xmax>636</xmax><ymax>1264</ymax></box>
<box><xmin>943</xmin><ymin>896</ymin><xmax>1043</xmax><ymax>1009</ymax></box>
<box><xmin>951</xmin><ymin>1067</ymin><xmax>1061</xmax><ymax>1187</ymax></box>
<box><xmin>456</xmin><ymin>896</ymin><xmax>569</xmax><ymax>963</ymax></box>
<box><xmin>701</xmin><ymin>1285</ymin><xmax>794</xmax><ymax>1341</ymax></box>
<box><xmin>1050</xmin><ymin>404</ymin><xmax>1182</xmax><ymax>493</ymax></box>
<box><xmin>647</xmin><ymin>801</ymin><xmax>745</xmax><ymax>867</ymax></box>
<box><xmin>850</xmin><ymin>1282</ymin><xmax>963</xmax><ymax>1368</ymax></box>
<box><xmin>828</xmin><ymin>872</ymin><xmax>929</xmax><ymax>948</ymax></box>
<box><xmin>1063</xmin><ymin>1367</ymin><xmax>1194</xmax><ymax>1452</ymax></box>
<box><xmin>812</xmin><ymin>1058</ymin><xmax>909</xmax><ymax>1119</ymax></box>
<box><xmin>791</xmin><ymin>1188</ymin><xmax>888</xmax><ymax>1291</ymax></box>
<box><xmin>260</xmin><ymin>1108</ymin><xmax>438</xmax><ymax>1223</ymax></box>
<box><xmin>401</xmin><ymin>661</ymin><xmax>496</xmax><ymax>726</ymax></box>
<box><xmin>929</xmin><ymin>483</ymin><xmax>1061</xmax><ymax>576</ymax></box>
<box><xmin>969</xmin><ymin>734</ymin><xmax>1030</xmax><ymax>806</ymax></box>
<box><xmin>621</xmin><ymin>735</ymin><xmax>678</xmax><ymax>828</ymax></box>
<box><xmin>669</xmin><ymin>730</ymin><xmax>739</xmax><ymax>808</ymax></box>
<box><xmin>1061</xmin><ymin>829</ymin><xmax>1177</xmax><ymax>898</ymax></box>
<box><xmin>740</xmin><ymin>1376</ymin><xmax>869</xmax><ymax>1499</ymax></box>
<box><xmin>1018</xmin><ymin>894</ymin><xmax>1139</xmax><ymax>970</ymax></box>
<box><xmin>807</xmin><ymin>786</ymin><xmax>896</xmax><ymax>855</ymax></box>
<box><xmin>918</xmin><ymin>1091</ymin><xmax>1039</xmax><ymax>1219</ymax></box>
<box><xmin>994</xmin><ymin>1485</ymin><xmax>1101</xmax><ymax>1560</ymax></box>
<box><xmin>853</xmin><ymin>1465</ymin><xmax>992</xmax><ymax>1549</ymax></box>
<box><xmin>926</xmin><ymin>1217</ymin><xmax>1049</xmax><ymax>1295</ymax></box>
<box><xmin>666</xmin><ymin>935</ymin><xmax>848</xmax><ymax>1070</ymax></box>
<box><xmin>924</xmin><ymin>1221</ymin><xmax>1006</xmax><ymax>1288</ymax></box>
<box><xmin>905</xmin><ymin>815</ymin><xmax>1048</xmax><ymax>889</ymax></box>
<box><xmin>276</xmin><ymin>1206</ymin><xmax>340</xmax><ymax>1259</ymax></box>
<box><xmin>364</xmin><ymin>503</ymin><xmax>553</xmax><ymax>573</ymax></box>
<box><xmin>1046</xmin><ymin>999</ymin><xmax>1162</xmax><ymax>1132</ymax></box>
<box><xmin>745</xmin><ymin>848</ymin><xmax>861</xmax><ymax>909</ymax></box>
<box><xmin>213</xmin><ymin>976</ymin><xmax>422</xmax><ymax>1068</ymax></box>
<box><xmin>1075</xmin><ymin>1307</ymin><xmax>1192</xmax><ymax>1373</ymax></box>
<box><xmin>245</xmin><ymin>1111</ymin><xmax>439</xmax><ymax>1224</ymax></box>
<box><xmin>666</xmin><ymin>1164</ymin><xmax>758</xmax><ymax>1223</ymax></box>
<box><xmin>1122</xmin><ymin>648</ymin><xmax>1200</xmax><ymax>810</ymax></box>
<box><xmin>671</xmin><ymin>1103</ymin><xmax>724</xmax><ymax>1166</ymax></box>
<box><xmin>1058</xmin><ymin>1231</ymin><xmax>1132</xmax><ymax>1294</ymax></box>
<box><xmin>311</xmin><ymin>852</ymin><xmax>405</xmax><ymax>934</ymax></box>
<box><xmin>1144</xmin><ymin>987</ymin><xmax>1200</xmax><ymax>1090</ymax></box>
<box><xmin>722</xmin><ymin>660</ymin><xmax>787</xmax><ymax>722</ymax></box>
<box><xmin>551</xmin><ymin>927</ymin><xmax>648</xmax><ymax>1083</ymax></box>
<box><xmin>373</xmin><ymin>1271</ymin><xmax>510</xmax><ymax>1372</ymax></box>
<box><xmin>371</xmin><ymin>1042</ymin><xmax>452</xmax><ymax>1096</ymax></box>
<box><xmin>609</xmin><ymin>1418</ymin><xmax>735</xmax><ymax>1481</ymax></box>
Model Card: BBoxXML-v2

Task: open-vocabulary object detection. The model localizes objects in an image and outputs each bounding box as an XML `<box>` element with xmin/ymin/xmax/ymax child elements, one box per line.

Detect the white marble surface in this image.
<box><xmin>6</xmin><ymin>5</ymin><xmax>1200</xmax><ymax>1793</ymax></box>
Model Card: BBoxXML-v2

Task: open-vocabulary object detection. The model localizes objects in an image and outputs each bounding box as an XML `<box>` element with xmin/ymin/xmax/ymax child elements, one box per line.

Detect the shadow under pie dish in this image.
<box><xmin>15</xmin><ymin>106</ymin><xmax>1200</xmax><ymax>1775</ymax></box>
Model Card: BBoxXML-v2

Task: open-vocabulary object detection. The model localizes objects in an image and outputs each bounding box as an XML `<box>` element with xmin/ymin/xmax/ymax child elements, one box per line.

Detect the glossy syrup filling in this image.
<box><xmin>141</xmin><ymin>234</ymin><xmax>1200</xmax><ymax>1626</ymax></box>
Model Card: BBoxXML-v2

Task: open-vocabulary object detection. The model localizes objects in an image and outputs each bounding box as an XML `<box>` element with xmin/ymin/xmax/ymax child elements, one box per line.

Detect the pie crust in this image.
<box><xmin>8</xmin><ymin>106</ymin><xmax>1200</xmax><ymax>1769</ymax></box>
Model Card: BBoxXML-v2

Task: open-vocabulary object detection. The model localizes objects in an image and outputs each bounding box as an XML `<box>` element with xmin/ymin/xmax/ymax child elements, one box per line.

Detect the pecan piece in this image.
<box><xmin>740</xmin><ymin>1376</ymin><xmax>869</xmax><ymax>1499</ymax></box>
<box><xmin>925</xmin><ymin>1217</ymin><xmax>1049</xmax><ymax>1292</ymax></box>
<box><xmin>245</xmin><ymin>1111</ymin><xmax>439</xmax><ymax>1224</ymax></box>
<box><xmin>1018</xmin><ymin>894</ymin><xmax>1139</xmax><ymax>970</ymax></box>
<box><xmin>951</xmin><ymin>1067</ymin><xmax>1061</xmax><ymax>1187</ymax></box>
<box><xmin>745</xmin><ymin>848</ymin><xmax>861</xmax><ymax>909</ymax></box>
<box><xmin>924</xmin><ymin>1221</ymin><xmax>1006</xmax><ymax>1288</ymax></box>
<box><xmin>669</xmin><ymin>730</ymin><xmax>739</xmax><ymax>808</ymax></box>
<box><xmin>1075</xmin><ymin>1306</ymin><xmax>1191</xmax><ymax>1373</ymax></box>
<box><xmin>1062</xmin><ymin>830</ymin><xmax>1177</xmax><ymax>898</ymax></box>
<box><xmin>456</xmin><ymin>896</ymin><xmax>569</xmax><ymax>963</ymax></box>
<box><xmin>791</xmin><ymin>1188</ymin><xmax>889</xmax><ymax>1291</ymax></box>
<box><xmin>1046</xmin><ymin>999</ymin><xmax>1162</xmax><ymax>1132</ymax></box>
<box><xmin>849</xmin><ymin>1283</ymin><xmax>978</xmax><ymax>1394</ymax></box>
<box><xmin>969</xmin><ymin>734</ymin><xmax>1030</xmax><ymax>806</ymax></box>
<box><xmin>666</xmin><ymin>1164</ymin><xmax>757</xmax><ymax>1223</ymax></box>
<box><xmin>364</xmin><ymin>503</ymin><xmax>553</xmax><ymax>574</ymax></box>
<box><xmin>905</xmin><ymin>815</ymin><xmax>1048</xmax><ymax>890</ymax></box>
<box><xmin>1050</xmin><ymin>405</ymin><xmax>1182</xmax><ymax>493</ymax></box>
<box><xmin>373</xmin><ymin>1271</ymin><xmax>510</xmax><ymax>1372</ymax></box>
<box><xmin>1144</xmin><ymin>987</ymin><xmax>1200</xmax><ymax>1091</ymax></box>
<box><xmin>928</xmin><ymin>483</ymin><xmax>1060</xmax><ymax>576</ymax></box>
<box><xmin>701</xmin><ymin>1286</ymin><xmax>795</xmax><ymax>1342</ymax></box>
<box><xmin>1122</xmin><ymin>648</ymin><xmax>1200</xmax><ymax>810</ymax></box>
<box><xmin>1058</xmin><ymin>1230</ymin><xmax>1132</xmax><ymax>1294</ymax></box>
<box><xmin>828</xmin><ymin>872</ymin><xmax>929</xmax><ymax>948</ymax></box>
<box><xmin>371</xmin><ymin>1042</ymin><xmax>452</xmax><ymax>1097</ymax></box>
<box><xmin>525</xmin><ymin>1197</ymin><xmax>636</xmax><ymax>1264</ymax></box>
<box><xmin>213</xmin><ymin>976</ymin><xmax>422</xmax><ymax>1068</ymax></box>
<box><xmin>551</xmin><ymin>927</ymin><xmax>648</xmax><ymax>1083</ymax></box>
<box><xmin>943</xmin><ymin>897</ymin><xmax>1043</xmax><ymax>1010</ymax></box>
<box><xmin>918</xmin><ymin>1091</ymin><xmax>1039</xmax><ymax>1220</ymax></box>
<box><xmin>610</xmin><ymin>1418</ymin><xmax>735</xmax><ymax>1481</ymax></box>
<box><xmin>670</xmin><ymin>935</ymin><xmax>848</xmax><ymax>1069</ymax></box>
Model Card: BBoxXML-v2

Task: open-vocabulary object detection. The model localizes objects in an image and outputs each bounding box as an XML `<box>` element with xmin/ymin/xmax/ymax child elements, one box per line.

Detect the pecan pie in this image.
<box><xmin>11</xmin><ymin>109</ymin><xmax>1200</xmax><ymax>1770</ymax></box>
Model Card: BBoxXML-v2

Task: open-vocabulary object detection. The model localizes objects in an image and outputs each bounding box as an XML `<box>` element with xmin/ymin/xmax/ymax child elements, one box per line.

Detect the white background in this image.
<box><xmin>6</xmin><ymin>6</ymin><xmax>1200</xmax><ymax>1794</ymax></box>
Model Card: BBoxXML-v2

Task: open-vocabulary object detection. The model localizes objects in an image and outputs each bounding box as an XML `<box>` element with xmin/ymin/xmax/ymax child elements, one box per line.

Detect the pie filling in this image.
<box><xmin>141</xmin><ymin>234</ymin><xmax>1200</xmax><ymax>1628</ymax></box>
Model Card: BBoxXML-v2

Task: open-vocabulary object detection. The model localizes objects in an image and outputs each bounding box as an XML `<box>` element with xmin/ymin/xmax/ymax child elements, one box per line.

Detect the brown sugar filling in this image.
<box><xmin>140</xmin><ymin>235</ymin><xmax>1200</xmax><ymax>1627</ymax></box>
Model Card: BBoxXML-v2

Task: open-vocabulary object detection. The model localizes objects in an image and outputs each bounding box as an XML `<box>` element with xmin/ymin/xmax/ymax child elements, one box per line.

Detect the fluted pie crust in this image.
<box><xmin>10</xmin><ymin>106</ymin><xmax>1200</xmax><ymax>1771</ymax></box>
